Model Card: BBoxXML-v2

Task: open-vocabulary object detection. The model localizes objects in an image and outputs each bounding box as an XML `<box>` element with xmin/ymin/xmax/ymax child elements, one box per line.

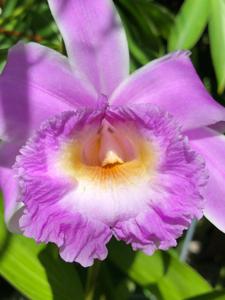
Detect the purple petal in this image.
<box><xmin>14</xmin><ymin>109</ymin><xmax>112</xmax><ymax>266</ymax></box>
<box><xmin>21</xmin><ymin>203</ymin><xmax>111</xmax><ymax>267</ymax></box>
<box><xmin>14</xmin><ymin>103</ymin><xmax>206</xmax><ymax>264</ymax></box>
<box><xmin>108</xmin><ymin>105</ymin><xmax>206</xmax><ymax>251</ymax></box>
<box><xmin>114</xmin><ymin>210</ymin><xmax>186</xmax><ymax>254</ymax></box>
<box><xmin>0</xmin><ymin>42</ymin><xmax>99</xmax><ymax>167</ymax></box>
<box><xmin>110</xmin><ymin>51</ymin><xmax>225</xmax><ymax>130</ymax></box>
<box><xmin>0</xmin><ymin>167</ymin><xmax>23</xmax><ymax>233</ymax></box>
<box><xmin>47</xmin><ymin>0</ymin><xmax>129</xmax><ymax>95</ymax></box>
<box><xmin>187</xmin><ymin>127</ymin><xmax>225</xmax><ymax>232</ymax></box>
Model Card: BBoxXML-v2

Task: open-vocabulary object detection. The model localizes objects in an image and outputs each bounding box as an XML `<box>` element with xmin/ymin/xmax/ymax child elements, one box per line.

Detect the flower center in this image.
<box><xmin>58</xmin><ymin>121</ymin><xmax>157</xmax><ymax>186</ymax></box>
<box><xmin>81</xmin><ymin>121</ymin><xmax>137</xmax><ymax>167</ymax></box>
<box><xmin>101</xmin><ymin>151</ymin><xmax>124</xmax><ymax>167</ymax></box>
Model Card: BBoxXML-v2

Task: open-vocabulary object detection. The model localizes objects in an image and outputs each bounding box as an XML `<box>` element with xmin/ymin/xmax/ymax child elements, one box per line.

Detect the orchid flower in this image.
<box><xmin>0</xmin><ymin>0</ymin><xmax>225</xmax><ymax>267</ymax></box>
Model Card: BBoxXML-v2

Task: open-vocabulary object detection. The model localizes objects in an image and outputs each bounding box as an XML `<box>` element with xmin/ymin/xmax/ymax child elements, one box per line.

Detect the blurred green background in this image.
<box><xmin>0</xmin><ymin>0</ymin><xmax>225</xmax><ymax>299</ymax></box>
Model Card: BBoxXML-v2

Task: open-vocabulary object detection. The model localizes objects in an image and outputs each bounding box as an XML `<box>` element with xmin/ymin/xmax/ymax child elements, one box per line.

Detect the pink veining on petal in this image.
<box><xmin>108</xmin><ymin>105</ymin><xmax>207</xmax><ymax>252</ymax></box>
<box><xmin>13</xmin><ymin>104</ymin><xmax>207</xmax><ymax>266</ymax></box>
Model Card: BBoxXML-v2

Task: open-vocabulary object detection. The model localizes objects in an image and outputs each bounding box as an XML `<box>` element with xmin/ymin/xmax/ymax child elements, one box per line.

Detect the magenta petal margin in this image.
<box><xmin>13</xmin><ymin>105</ymin><xmax>207</xmax><ymax>266</ymax></box>
<box><xmin>0</xmin><ymin>0</ymin><xmax>225</xmax><ymax>267</ymax></box>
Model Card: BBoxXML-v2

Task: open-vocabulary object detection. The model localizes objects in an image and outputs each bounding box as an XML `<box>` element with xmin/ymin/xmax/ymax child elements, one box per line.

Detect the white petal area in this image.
<box><xmin>56</xmin><ymin>122</ymin><xmax>158</xmax><ymax>225</ymax></box>
<box><xmin>57</xmin><ymin>165</ymin><xmax>155</xmax><ymax>225</ymax></box>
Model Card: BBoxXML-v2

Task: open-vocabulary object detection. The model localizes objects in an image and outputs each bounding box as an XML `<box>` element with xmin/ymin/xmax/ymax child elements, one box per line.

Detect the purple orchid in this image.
<box><xmin>1</xmin><ymin>0</ymin><xmax>225</xmax><ymax>267</ymax></box>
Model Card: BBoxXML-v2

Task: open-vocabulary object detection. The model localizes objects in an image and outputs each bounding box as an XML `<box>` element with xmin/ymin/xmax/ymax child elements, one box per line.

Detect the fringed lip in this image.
<box><xmin>13</xmin><ymin>104</ymin><xmax>207</xmax><ymax>266</ymax></box>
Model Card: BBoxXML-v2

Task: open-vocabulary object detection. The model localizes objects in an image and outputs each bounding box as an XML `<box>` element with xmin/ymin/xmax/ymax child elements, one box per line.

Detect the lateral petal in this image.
<box><xmin>110</xmin><ymin>52</ymin><xmax>225</xmax><ymax>130</ymax></box>
<box><xmin>0</xmin><ymin>42</ymin><xmax>98</xmax><ymax>167</ymax></box>
<box><xmin>187</xmin><ymin>127</ymin><xmax>225</xmax><ymax>232</ymax></box>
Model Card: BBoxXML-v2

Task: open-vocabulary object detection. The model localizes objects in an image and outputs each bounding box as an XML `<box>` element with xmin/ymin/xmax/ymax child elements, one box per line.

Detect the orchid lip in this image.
<box><xmin>13</xmin><ymin>105</ymin><xmax>207</xmax><ymax>266</ymax></box>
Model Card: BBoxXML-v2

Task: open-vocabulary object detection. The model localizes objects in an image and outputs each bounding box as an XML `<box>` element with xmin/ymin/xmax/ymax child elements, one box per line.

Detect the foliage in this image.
<box><xmin>0</xmin><ymin>0</ymin><xmax>225</xmax><ymax>299</ymax></box>
<box><xmin>0</xmin><ymin>197</ymin><xmax>215</xmax><ymax>300</ymax></box>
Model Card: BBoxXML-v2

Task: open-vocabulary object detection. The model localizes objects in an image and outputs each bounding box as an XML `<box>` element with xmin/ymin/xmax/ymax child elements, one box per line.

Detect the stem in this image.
<box><xmin>180</xmin><ymin>219</ymin><xmax>197</xmax><ymax>262</ymax></box>
<box><xmin>85</xmin><ymin>262</ymin><xmax>101</xmax><ymax>300</ymax></box>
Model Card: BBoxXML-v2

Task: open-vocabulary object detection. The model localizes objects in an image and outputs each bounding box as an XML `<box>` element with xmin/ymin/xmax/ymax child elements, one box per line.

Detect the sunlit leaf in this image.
<box><xmin>185</xmin><ymin>290</ymin><xmax>225</xmax><ymax>300</ymax></box>
<box><xmin>0</xmin><ymin>199</ymin><xmax>84</xmax><ymax>300</ymax></box>
<box><xmin>209</xmin><ymin>0</ymin><xmax>225</xmax><ymax>94</ymax></box>
<box><xmin>168</xmin><ymin>0</ymin><xmax>209</xmax><ymax>51</ymax></box>
<box><xmin>109</xmin><ymin>240</ymin><xmax>212</xmax><ymax>300</ymax></box>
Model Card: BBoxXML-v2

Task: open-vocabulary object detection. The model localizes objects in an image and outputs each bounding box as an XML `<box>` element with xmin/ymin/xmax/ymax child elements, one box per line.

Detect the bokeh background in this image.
<box><xmin>0</xmin><ymin>0</ymin><xmax>225</xmax><ymax>299</ymax></box>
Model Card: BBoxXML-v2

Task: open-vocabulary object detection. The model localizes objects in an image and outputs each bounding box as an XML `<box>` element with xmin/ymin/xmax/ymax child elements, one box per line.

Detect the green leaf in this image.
<box><xmin>145</xmin><ymin>2</ymin><xmax>174</xmax><ymax>39</ymax></box>
<box><xmin>0</xmin><ymin>199</ymin><xmax>84</xmax><ymax>300</ymax></box>
<box><xmin>109</xmin><ymin>240</ymin><xmax>212</xmax><ymax>300</ymax></box>
<box><xmin>209</xmin><ymin>0</ymin><xmax>225</xmax><ymax>94</ymax></box>
<box><xmin>1</xmin><ymin>0</ymin><xmax>19</xmax><ymax>18</ymax></box>
<box><xmin>117</xmin><ymin>6</ymin><xmax>150</xmax><ymax>68</ymax></box>
<box><xmin>168</xmin><ymin>0</ymin><xmax>209</xmax><ymax>51</ymax></box>
<box><xmin>0</xmin><ymin>48</ymin><xmax>8</xmax><ymax>72</ymax></box>
<box><xmin>116</xmin><ymin>0</ymin><xmax>164</xmax><ymax>68</ymax></box>
<box><xmin>185</xmin><ymin>290</ymin><xmax>225</xmax><ymax>300</ymax></box>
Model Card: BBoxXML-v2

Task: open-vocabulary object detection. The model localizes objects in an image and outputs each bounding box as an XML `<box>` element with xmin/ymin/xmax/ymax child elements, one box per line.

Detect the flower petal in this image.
<box><xmin>47</xmin><ymin>0</ymin><xmax>129</xmax><ymax>95</ymax></box>
<box><xmin>20</xmin><ymin>201</ymin><xmax>112</xmax><ymax>267</ymax></box>
<box><xmin>110</xmin><ymin>51</ymin><xmax>225</xmax><ymax>130</ymax></box>
<box><xmin>108</xmin><ymin>105</ymin><xmax>207</xmax><ymax>251</ymax></box>
<box><xmin>187</xmin><ymin>127</ymin><xmax>225</xmax><ymax>232</ymax></box>
<box><xmin>14</xmin><ymin>104</ymin><xmax>206</xmax><ymax>264</ymax></box>
<box><xmin>0</xmin><ymin>42</ymin><xmax>99</xmax><ymax>167</ymax></box>
<box><xmin>0</xmin><ymin>167</ymin><xmax>23</xmax><ymax>233</ymax></box>
<box><xmin>14</xmin><ymin>108</ymin><xmax>112</xmax><ymax>266</ymax></box>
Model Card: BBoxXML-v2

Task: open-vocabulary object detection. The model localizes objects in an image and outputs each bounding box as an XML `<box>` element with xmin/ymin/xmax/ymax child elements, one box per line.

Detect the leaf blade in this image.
<box><xmin>209</xmin><ymin>0</ymin><xmax>225</xmax><ymax>94</ymax></box>
<box><xmin>109</xmin><ymin>241</ymin><xmax>212</xmax><ymax>300</ymax></box>
<box><xmin>0</xmin><ymin>199</ymin><xmax>84</xmax><ymax>300</ymax></box>
<box><xmin>168</xmin><ymin>0</ymin><xmax>209</xmax><ymax>51</ymax></box>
